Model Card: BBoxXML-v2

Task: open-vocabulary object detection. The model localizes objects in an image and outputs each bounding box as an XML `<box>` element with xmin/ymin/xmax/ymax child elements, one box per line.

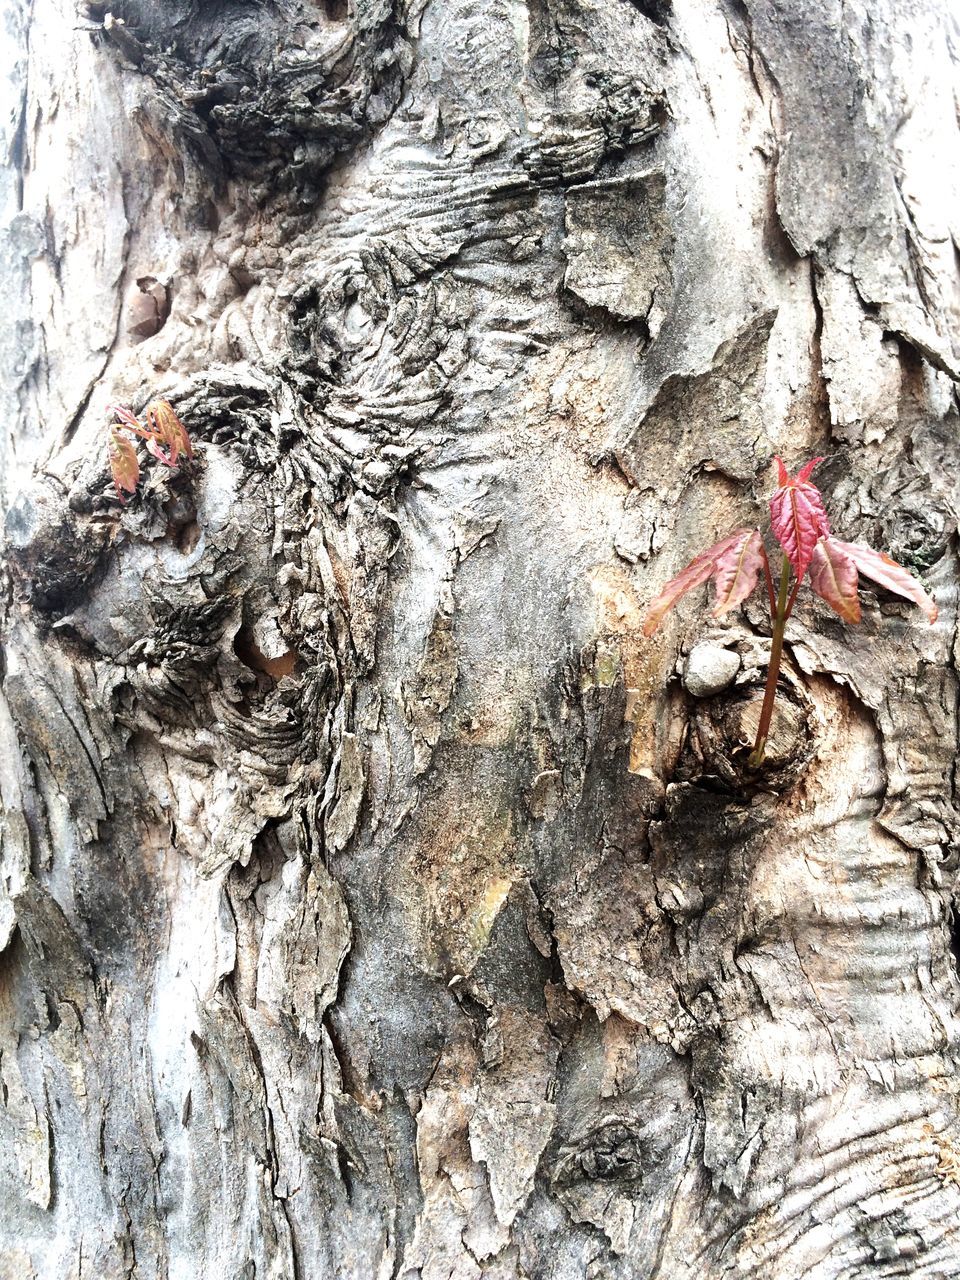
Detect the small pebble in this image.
<box><xmin>683</xmin><ymin>644</ymin><xmax>741</xmax><ymax>697</ymax></box>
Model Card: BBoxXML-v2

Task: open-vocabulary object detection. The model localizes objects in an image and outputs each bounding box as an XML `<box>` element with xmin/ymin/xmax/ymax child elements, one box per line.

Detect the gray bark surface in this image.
<box><xmin>2</xmin><ymin>1</ymin><xmax>960</xmax><ymax>1276</ymax></box>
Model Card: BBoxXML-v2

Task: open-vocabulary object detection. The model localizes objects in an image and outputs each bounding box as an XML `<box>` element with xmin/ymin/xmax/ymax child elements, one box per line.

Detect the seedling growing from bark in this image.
<box><xmin>643</xmin><ymin>457</ymin><xmax>937</xmax><ymax>769</ymax></box>
<box><xmin>106</xmin><ymin>399</ymin><xmax>194</xmax><ymax>503</ymax></box>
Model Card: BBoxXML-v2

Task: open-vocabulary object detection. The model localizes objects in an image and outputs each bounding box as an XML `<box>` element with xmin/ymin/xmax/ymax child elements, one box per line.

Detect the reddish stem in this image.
<box><xmin>783</xmin><ymin>574</ymin><xmax>803</xmax><ymax>623</ymax></box>
<box><xmin>748</xmin><ymin>554</ymin><xmax>792</xmax><ymax>769</ymax></box>
<box><xmin>760</xmin><ymin>544</ymin><xmax>776</xmax><ymax>616</ymax></box>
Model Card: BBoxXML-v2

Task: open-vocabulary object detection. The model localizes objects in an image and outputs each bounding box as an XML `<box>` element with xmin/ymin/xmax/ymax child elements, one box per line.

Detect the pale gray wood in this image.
<box><xmin>2</xmin><ymin>1</ymin><xmax>960</xmax><ymax>1276</ymax></box>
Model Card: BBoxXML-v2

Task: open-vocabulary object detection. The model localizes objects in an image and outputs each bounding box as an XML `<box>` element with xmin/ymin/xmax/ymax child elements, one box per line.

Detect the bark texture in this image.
<box><xmin>2</xmin><ymin>1</ymin><xmax>960</xmax><ymax>1276</ymax></box>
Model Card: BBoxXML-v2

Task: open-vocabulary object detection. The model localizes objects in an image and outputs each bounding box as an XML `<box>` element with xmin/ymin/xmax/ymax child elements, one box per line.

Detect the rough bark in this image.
<box><xmin>2</xmin><ymin>1</ymin><xmax>960</xmax><ymax>1277</ymax></box>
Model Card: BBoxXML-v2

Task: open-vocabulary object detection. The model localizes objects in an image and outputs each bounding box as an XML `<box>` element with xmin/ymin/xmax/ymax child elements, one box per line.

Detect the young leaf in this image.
<box><xmin>108</xmin><ymin>430</ymin><xmax>140</xmax><ymax>503</ymax></box>
<box><xmin>809</xmin><ymin>536</ymin><xmax>861</xmax><ymax>623</ymax></box>
<box><xmin>829</xmin><ymin>538</ymin><xmax>938</xmax><ymax>624</ymax></box>
<box><xmin>643</xmin><ymin>529</ymin><xmax>758</xmax><ymax>636</ymax></box>
<box><xmin>712</xmin><ymin>529</ymin><xmax>767</xmax><ymax>618</ymax></box>
<box><xmin>145</xmin><ymin>399</ymin><xmax>193</xmax><ymax>467</ymax></box>
<box><xmin>145</xmin><ymin>436</ymin><xmax>175</xmax><ymax>467</ymax></box>
<box><xmin>795</xmin><ymin>457</ymin><xmax>822</xmax><ymax>485</ymax></box>
<box><xmin>109</xmin><ymin>404</ymin><xmax>148</xmax><ymax>436</ymax></box>
<box><xmin>769</xmin><ymin>455</ymin><xmax>830</xmax><ymax>580</ymax></box>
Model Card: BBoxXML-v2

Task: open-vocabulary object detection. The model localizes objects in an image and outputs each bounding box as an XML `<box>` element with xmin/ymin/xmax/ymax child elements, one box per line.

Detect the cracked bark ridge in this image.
<box><xmin>2</xmin><ymin>0</ymin><xmax>960</xmax><ymax>1277</ymax></box>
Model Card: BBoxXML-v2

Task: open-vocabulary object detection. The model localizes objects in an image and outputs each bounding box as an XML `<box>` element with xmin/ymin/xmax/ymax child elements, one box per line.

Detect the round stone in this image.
<box><xmin>682</xmin><ymin>644</ymin><xmax>741</xmax><ymax>698</ymax></box>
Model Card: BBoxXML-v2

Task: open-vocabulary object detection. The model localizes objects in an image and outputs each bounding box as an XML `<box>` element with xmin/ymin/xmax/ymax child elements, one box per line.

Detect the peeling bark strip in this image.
<box><xmin>2</xmin><ymin>0</ymin><xmax>960</xmax><ymax>1276</ymax></box>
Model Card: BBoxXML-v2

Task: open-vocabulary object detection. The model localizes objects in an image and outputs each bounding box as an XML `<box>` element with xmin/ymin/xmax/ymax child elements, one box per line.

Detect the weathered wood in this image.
<box><xmin>2</xmin><ymin>1</ymin><xmax>960</xmax><ymax>1276</ymax></box>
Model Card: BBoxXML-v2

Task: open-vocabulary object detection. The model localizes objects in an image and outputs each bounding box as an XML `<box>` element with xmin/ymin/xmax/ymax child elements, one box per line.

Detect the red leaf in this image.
<box><xmin>110</xmin><ymin>404</ymin><xmax>151</xmax><ymax>438</ymax></box>
<box><xmin>145</xmin><ymin>399</ymin><xmax>193</xmax><ymax>466</ymax></box>
<box><xmin>712</xmin><ymin>529</ymin><xmax>767</xmax><ymax>618</ymax></box>
<box><xmin>795</xmin><ymin>456</ymin><xmax>824</xmax><ymax>485</ymax></box>
<box><xmin>108</xmin><ymin>430</ymin><xmax>140</xmax><ymax>503</ymax></box>
<box><xmin>643</xmin><ymin>529</ymin><xmax>758</xmax><ymax>636</ymax></box>
<box><xmin>829</xmin><ymin>538</ymin><xmax>937</xmax><ymax>624</ymax></box>
<box><xmin>110</xmin><ymin>404</ymin><xmax>139</xmax><ymax>429</ymax></box>
<box><xmin>809</xmin><ymin>536</ymin><xmax>861</xmax><ymax>623</ymax></box>
<box><xmin>146</xmin><ymin>436</ymin><xmax>176</xmax><ymax>467</ymax></box>
<box><xmin>769</xmin><ymin>455</ymin><xmax>830</xmax><ymax>580</ymax></box>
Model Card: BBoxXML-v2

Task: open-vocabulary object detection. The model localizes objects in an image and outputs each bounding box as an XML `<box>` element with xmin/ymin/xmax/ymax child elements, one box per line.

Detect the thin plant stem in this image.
<box><xmin>760</xmin><ymin>546</ymin><xmax>776</xmax><ymax>616</ymax></box>
<box><xmin>748</xmin><ymin>554</ymin><xmax>792</xmax><ymax>769</ymax></box>
<box><xmin>783</xmin><ymin>574</ymin><xmax>803</xmax><ymax>623</ymax></box>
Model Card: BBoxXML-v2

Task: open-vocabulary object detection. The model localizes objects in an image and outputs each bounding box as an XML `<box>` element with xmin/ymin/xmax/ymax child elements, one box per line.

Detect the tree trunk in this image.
<box><xmin>3</xmin><ymin>1</ymin><xmax>960</xmax><ymax>1276</ymax></box>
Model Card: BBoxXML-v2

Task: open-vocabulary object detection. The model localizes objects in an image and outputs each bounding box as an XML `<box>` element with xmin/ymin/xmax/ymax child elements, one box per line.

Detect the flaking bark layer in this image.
<box><xmin>2</xmin><ymin>1</ymin><xmax>960</xmax><ymax>1277</ymax></box>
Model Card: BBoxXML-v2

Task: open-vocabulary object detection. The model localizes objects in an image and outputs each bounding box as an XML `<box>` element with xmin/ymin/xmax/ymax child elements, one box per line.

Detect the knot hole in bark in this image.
<box><xmin>675</xmin><ymin>646</ymin><xmax>815</xmax><ymax>793</ymax></box>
